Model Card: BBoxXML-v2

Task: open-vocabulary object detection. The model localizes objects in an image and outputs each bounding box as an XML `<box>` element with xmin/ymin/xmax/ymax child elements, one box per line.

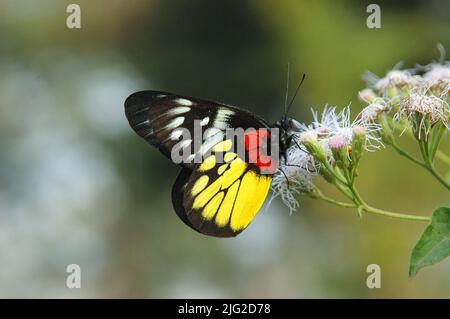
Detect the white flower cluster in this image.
<box><xmin>360</xmin><ymin>60</ymin><xmax>450</xmax><ymax>139</ymax></box>
<box><xmin>271</xmin><ymin>55</ymin><xmax>449</xmax><ymax>213</ymax></box>
<box><xmin>269</xmin><ymin>144</ymin><xmax>315</xmax><ymax>214</ymax></box>
<box><xmin>271</xmin><ymin>106</ymin><xmax>382</xmax><ymax>212</ymax></box>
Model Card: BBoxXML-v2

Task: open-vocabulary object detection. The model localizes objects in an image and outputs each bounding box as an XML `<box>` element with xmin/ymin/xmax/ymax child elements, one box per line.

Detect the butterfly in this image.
<box><xmin>124</xmin><ymin>80</ymin><xmax>304</xmax><ymax>237</ymax></box>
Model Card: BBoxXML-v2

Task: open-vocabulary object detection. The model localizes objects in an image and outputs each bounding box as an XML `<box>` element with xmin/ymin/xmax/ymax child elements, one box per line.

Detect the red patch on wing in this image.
<box><xmin>244</xmin><ymin>129</ymin><xmax>277</xmax><ymax>174</ymax></box>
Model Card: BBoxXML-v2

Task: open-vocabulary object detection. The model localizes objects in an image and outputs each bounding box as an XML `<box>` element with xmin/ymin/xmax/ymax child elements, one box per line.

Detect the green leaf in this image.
<box><xmin>409</xmin><ymin>207</ymin><xmax>450</xmax><ymax>277</ymax></box>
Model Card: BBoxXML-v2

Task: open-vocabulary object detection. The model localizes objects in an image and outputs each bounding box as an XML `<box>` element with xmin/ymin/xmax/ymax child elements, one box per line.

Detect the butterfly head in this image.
<box><xmin>275</xmin><ymin>116</ymin><xmax>302</xmax><ymax>150</ymax></box>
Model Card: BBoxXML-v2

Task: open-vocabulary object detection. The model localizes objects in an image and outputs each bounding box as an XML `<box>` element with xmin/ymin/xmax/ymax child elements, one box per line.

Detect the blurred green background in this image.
<box><xmin>0</xmin><ymin>0</ymin><xmax>449</xmax><ymax>298</ymax></box>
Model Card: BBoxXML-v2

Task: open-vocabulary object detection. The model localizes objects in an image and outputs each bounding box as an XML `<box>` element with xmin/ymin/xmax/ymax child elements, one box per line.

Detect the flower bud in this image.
<box><xmin>351</xmin><ymin>125</ymin><xmax>366</xmax><ymax>165</ymax></box>
<box><xmin>358</xmin><ymin>88</ymin><xmax>377</xmax><ymax>103</ymax></box>
<box><xmin>423</xmin><ymin>64</ymin><xmax>450</xmax><ymax>96</ymax></box>
<box><xmin>299</xmin><ymin>131</ymin><xmax>327</xmax><ymax>164</ymax></box>
<box><xmin>299</xmin><ymin>130</ymin><xmax>317</xmax><ymax>143</ymax></box>
<box><xmin>379</xmin><ymin>117</ymin><xmax>395</xmax><ymax>145</ymax></box>
<box><xmin>318</xmin><ymin>165</ymin><xmax>335</xmax><ymax>184</ymax></box>
<box><xmin>328</xmin><ymin>134</ymin><xmax>350</xmax><ymax>171</ymax></box>
<box><xmin>386</xmin><ymin>87</ymin><xmax>399</xmax><ymax>100</ymax></box>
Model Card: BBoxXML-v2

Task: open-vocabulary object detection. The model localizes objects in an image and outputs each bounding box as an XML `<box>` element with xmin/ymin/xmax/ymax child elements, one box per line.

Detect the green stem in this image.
<box><xmin>347</xmin><ymin>182</ymin><xmax>364</xmax><ymax>206</ymax></box>
<box><xmin>345</xmin><ymin>172</ymin><xmax>430</xmax><ymax>223</ymax></box>
<box><xmin>314</xmin><ymin>188</ymin><xmax>356</xmax><ymax>208</ymax></box>
<box><xmin>349</xmin><ymin>184</ymin><xmax>430</xmax><ymax>222</ymax></box>
<box><xmin>323</xmin><ymin>161</ymin><xmax>347</xmax><ymax>185</ymax></box>
<box><xmin>428</xmin><ymin>123</ymin><xmax>446</xmax><ymax>160</ymax></box>
<box><xmin>361</xmin><ymin>204</ymin><xmax>431</xmax><ymax>222</ymax></box>
<box><xmin>419</xmin><ymin>139</ymin><xmax>450</xmax><ymax>190</ymax></box>
<box><xmin>314</xmin><ymin>183</ymin><xmax>431</xmax><ymax>222</ymax></box>
<box><xmin>425</xmin><ymin>163</ymin><xmax>450</xmax><ymax>190</ymax></box>
<box><xmin>333</xmin><ymin>167</ymin><xmax>357</xmax><ymax>199</ymax></box>
<box><xmin>314</xmin><ymin>147</ymin><xmax>433</xmax><ymax>223</ymax></box>
<box><xmin>418</xmin><ymin>138</ymin><xmax>429</xmax><ymax>161</ymax></box>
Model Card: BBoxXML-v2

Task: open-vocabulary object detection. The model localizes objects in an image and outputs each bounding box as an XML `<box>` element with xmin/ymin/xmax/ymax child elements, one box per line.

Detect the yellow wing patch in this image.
<box><xmin>230</xmin><ymin>171</ymin><xmax>271</xmax><ymax>231</ymax></box>
<box><xmin>202</xmin><ymin>192</ymin><xmax>224</xmax><ymax>220</ymax></box>
<box><xmin>192</xmin><ymin>177</ymin><xmax>222</xmax><ymax>209</ymax></box>
<box><xmin>199</xmin><ymin>155</ymin><xmax>216</xmax><ymax>171</ymax></box>
<box><xmin>191</xmin><ymin>175</ymin><xmax>209</xmax><ymax>196</ymax></box>
<box><xmin>215</xmin><ymin>180</ymin><xmax>240</xmax><ymax>226</ymax></box>
<box><xmin>190</xmin><ymin>156</ymin><xmax>272</xmax><ymax>233</ymax></box>
<box><xmin>224</xmin><ymin>152</ymin><xmax>237</xmax><ymax>162</ymax></box>
<box><xmin>217</xmin><ymin>164</ymin><xmax>228</xmax><ymax>175</ymax></box>
<box><xmin>212</xmin><ymin>140</ymin><xmax>232</xmax><ymax>153</ymax></box>
<box><xmin>221</xmin><ymin>159</ymin><xmax>246</xmax><ymax>189</ymax></box>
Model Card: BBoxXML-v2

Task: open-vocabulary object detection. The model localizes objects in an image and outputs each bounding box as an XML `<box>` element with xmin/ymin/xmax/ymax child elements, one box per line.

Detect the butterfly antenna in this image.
<box><xmin>285</xmin><ymin>73</ymin><xmax>306</xmax><ymax>116</ymax></box>
<box><xmin>279</xmin><ymin>167</ymin><xmax>290</xmax><ymax>189</ymax></box>
<box><xmin>284</xmin><ymin>63</ymin><xmax>290</xmax><ymax>119</ymax></box>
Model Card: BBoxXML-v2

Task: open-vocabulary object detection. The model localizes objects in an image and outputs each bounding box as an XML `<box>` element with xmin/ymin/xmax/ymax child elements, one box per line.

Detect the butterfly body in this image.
<box><xmin>125</xmin><ymin>90</ymin><xmax>297</xmax><ymax>237</ymax></box>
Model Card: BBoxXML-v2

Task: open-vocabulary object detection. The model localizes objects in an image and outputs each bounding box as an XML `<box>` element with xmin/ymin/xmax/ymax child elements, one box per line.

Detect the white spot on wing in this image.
<box><xmin>172</xmin><ymin>139</ymin><xmax>192</xmax><ymax>156</ymax></box>
<box><xmin>213</xmin><ymin>108</ymin><xmax>234</xmax><ymax>130</ymax></box>
<box><xmin>218</xmin><ymin>109</ymin><xmax>235</xmax><ymax>117</ymax></box>
<box><xmin>204</xmin><ymin>127</ymin><xmax>221</xmax><ymax>138</ymax></box>
<box><xmin>175</xmin><ymin>139</ymin><xmax>191</xmax><ymax>149</ymax></box>
<box><xmin>170</xmin><ymin>129</ymin><xmax>184</xmax><ymax>141</ymax></box>
<box><xmin>135</xmin><ymin>119</ymin><xmax>150</xmax><ymax>127</ymax></box>
<box><xmin>175</xmin><ymin>98</ymin><xmax>193</xmax><ymax>106</ymax></box>
<box><xmin>198</xmin><ymin>131</ymin><xmax>225</xmax><ymax>156</ymax></box>
<box><xmin>165</xmin><ymin>117</ymin><xmax>185</xmax><ymax>130</ymax></box>
<box><xmin>200</xmin><ymin>116</ymin><xmax>210</xmax><ymax>126</ymax></box>
<box><xmin>186</xmin><ymin>154</ymin><xmax>196</xmax><ymax>162</ymax></box>
<box><xmin>168</xmin><ymin>106</ymin><xmax>190</xmax><ymax>116</ymax></box>
<box><xmin>144</xmin><ymin>128</ymin><xmax>154</xmax><ymax>138</ymax></box>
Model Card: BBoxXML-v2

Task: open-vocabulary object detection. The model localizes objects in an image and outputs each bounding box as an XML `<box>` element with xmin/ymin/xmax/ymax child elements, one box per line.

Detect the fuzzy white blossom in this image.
<box><xmin>357</xmin><ymin>99</ymin><xmax>390</xmax><ymax>123</ymax></box>
<box><xmin>358</xmin><ymin>88</ymin><xmax>377</xmax><ymax>103</ymax></box>
<box><xmin>422</xmin><ymin>63</ymin><xmax>450</xmax><ymax>94</ymax></box>
<box><xmin>376</xmin><ymin>70</ymin><xmax>419</xmax><ymax>91</ymax></box>
<box><xmin>395</xmin><ymin>86</ymin><xmax>449</xmax><ymax>138</ymax></box>
<box><xmin>272</xmin><ymin>54</ymin><xmax>450</xmax><ymax>213</ymax></box>
<box><xmin>270</xmin><ymin>144</ymin><xmax>316</xmax><ymax>214</ymax></box>
<box><xmin>270</xmin><ymin>105</ymin><xmax>383</xmax><ymax>213</ymax></box>
<box><xmin>311</xmin><ymin>105</ymin><xmax>383</xmax><ymax>151</ymax></box>
<box><xmin>361</xmin><ymin>56</ymin><xmax>450</xmax><ymax>140</ymax></box>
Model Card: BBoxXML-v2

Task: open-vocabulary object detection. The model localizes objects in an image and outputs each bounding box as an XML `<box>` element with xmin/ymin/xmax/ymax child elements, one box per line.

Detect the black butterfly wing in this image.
<box><xmin>125</xmin><ymin>90</ymin><xmax>275</xmax><ymax>237</ymax></box>
<box><xmin>125</xmin><ymin>90</ymin><xmax>270</xmax><ymax>168</ymax></box>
